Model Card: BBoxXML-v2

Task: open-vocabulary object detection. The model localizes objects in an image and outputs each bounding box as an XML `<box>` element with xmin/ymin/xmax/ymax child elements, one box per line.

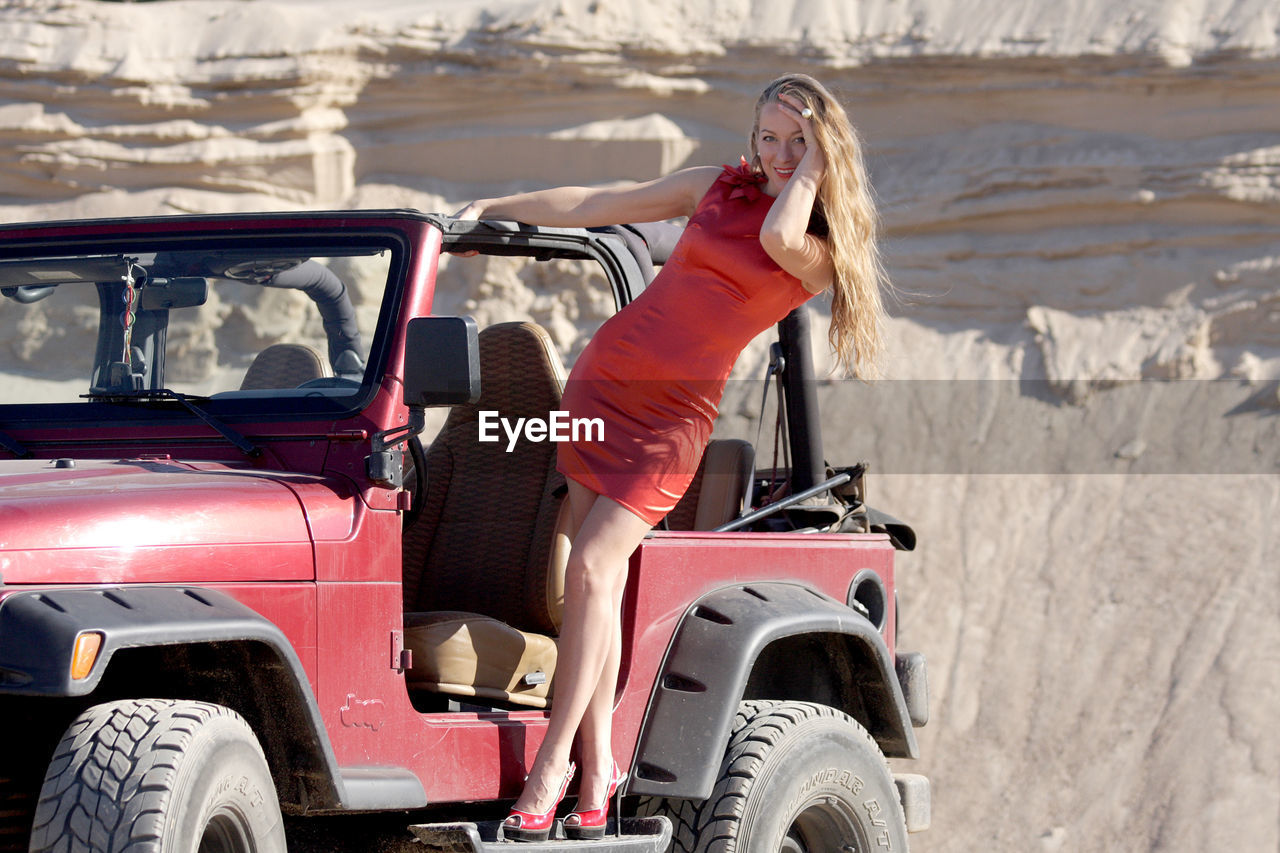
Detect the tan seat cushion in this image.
<box><xmin>404</xmin><ymin>611</ymin><xmax>557</xmax><ymax>709</ymax></box>
<box><xmin>240</xmin><ymin>343</ymin><xmax>329</xmax><ymax>390</ymax></box>
<box><xmin>666</xmin><ymin>439</ymin><xmax>756</xmax><ymax>531</ymax></box>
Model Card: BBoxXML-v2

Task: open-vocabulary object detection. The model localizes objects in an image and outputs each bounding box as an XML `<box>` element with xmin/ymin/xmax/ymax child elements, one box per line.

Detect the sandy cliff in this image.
<box><xmin>1</xmin><ymin>1</ymin><xmax>1278</xmax><ymax>850</ymax></box>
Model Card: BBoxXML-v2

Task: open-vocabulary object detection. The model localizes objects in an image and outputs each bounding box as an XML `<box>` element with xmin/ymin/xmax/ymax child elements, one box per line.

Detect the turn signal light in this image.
<box><xmin>70</xmin><ymin>632</ymin><xmax>104</xmax><ymax>681</ymax></box>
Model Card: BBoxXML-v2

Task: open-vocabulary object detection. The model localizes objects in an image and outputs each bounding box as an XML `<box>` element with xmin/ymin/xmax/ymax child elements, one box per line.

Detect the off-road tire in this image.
<box><xmin>637</xmin><ymin>700</ymin><xmax>909</xmax><ymax>853</ymax></box>
<box><xmin>28</xmin><ymin>699</ymin><xmax>285</xmax><ymax>853</ymax></box>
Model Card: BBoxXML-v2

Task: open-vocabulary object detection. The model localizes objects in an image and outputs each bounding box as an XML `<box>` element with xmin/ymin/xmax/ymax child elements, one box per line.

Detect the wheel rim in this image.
<box><xmin>784</xmin><ymin>796</ymin><xmax>869</xmax><ymax>853</ymax></box>
<box><xmin>780</xmin><ymin>829</ymin><xmax>808</xmax><ymax>853</ymax></box>
<box><xmin>198</xmin><ymin>808</ymin><xmax>256</xmax><ymax>853</ymax></box>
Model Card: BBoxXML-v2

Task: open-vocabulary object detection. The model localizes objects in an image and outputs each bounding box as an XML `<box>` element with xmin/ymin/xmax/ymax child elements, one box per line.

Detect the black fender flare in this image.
<box><xmin>0</xmin><ymin>586</ymin><xmax>355</xmax><ymax>810</ymax></box>
<box><xmin>629</xmin><ymin>582</ymin><xmax>918</xmax><ymax>801</ymax></box>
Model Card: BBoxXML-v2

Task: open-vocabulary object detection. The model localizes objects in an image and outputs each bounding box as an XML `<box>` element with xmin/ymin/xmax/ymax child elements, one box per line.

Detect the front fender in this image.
<box><xmin>629</xmin><ymin>582</ymin><xmax>917</xmax><ymax>801</ymax></box>
<box><xmin>0</xmin><ymin>586</ymin><xmax>346</xmax><ymax>810</ymax></box>
<box><xmin>0</xmin><ymin>586</ymin><xmax>295</xmax><ymax>696</ymax></box>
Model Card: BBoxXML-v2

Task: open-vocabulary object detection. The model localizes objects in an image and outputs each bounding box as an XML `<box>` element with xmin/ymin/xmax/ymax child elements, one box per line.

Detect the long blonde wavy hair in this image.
<box><xmin>749</xmin><ymin>73</ymin><xmax>888</xmax><ymax>379</ymax></box>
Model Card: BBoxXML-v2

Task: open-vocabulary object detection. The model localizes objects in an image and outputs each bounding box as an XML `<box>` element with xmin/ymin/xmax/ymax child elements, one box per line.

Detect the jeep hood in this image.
<box><xmin>0</xmin><ymin>458</ymin><xmax>321</xmax><ymax>585</ymax></box>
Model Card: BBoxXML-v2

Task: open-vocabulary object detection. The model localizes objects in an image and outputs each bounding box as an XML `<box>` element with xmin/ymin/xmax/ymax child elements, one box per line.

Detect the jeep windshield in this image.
<box><xmin>0</xmin><ymin>233</ymin><xmax>398</xmax><ymax>425</ymax></box>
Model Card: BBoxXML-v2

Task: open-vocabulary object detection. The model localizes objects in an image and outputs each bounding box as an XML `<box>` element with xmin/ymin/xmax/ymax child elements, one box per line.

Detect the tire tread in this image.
<box><xmin>637</xmin><ymin>700</ymin><xmax>904</xmax><ymax>853</ymax></box>
<box><xmin>29</xmin><ymin>700</ymin><xmax>249</xmax><ymax>853</ymax></box>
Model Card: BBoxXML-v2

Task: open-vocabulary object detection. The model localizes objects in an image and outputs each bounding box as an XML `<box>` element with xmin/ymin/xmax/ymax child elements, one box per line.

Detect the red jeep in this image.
<box><xmin>0</xmin><ymin>211</ymin><xmax>929</xmax><ymax>853</ymax></box>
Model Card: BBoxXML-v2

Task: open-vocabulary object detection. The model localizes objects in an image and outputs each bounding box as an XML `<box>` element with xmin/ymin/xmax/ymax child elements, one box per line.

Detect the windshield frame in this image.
<box><xmin>0</xmin><ymin>222</ymin><xmax>411</xmax><ymax>428</ymax></box>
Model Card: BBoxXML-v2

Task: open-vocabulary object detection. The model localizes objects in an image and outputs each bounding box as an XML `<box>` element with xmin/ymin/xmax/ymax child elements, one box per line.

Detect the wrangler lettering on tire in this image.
<box><xmin>638</xmin><ymin>701</ymin><xmax>909</xmax><ymax>853</ymax></box>
<box><xmin>28</xmin><ymin>699</ymin><xmax>285</xmax><ymax>853</ymax></box>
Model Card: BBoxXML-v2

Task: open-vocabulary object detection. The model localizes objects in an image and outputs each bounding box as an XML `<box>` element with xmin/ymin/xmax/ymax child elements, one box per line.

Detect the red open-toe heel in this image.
<box><xmin>563</xmin><ymin>760</ymin><xmax>627</xmax><ymax>840</ymax></box>
<box><xmin>503</xmin><ymin>761</ymin><xmax>576</xmax><ymax>843</ymax></box>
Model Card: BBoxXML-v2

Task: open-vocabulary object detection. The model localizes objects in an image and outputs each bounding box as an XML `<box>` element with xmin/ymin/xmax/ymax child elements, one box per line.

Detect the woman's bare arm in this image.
<box><xmin>760</xmin><ymin>175</ymin><xmax>834</xmax><ymax>294</ymax></box>
<box><xmin>455</xmin><ymin>167</ymin><xmax>721</xmax><ymax>227</ymax></box>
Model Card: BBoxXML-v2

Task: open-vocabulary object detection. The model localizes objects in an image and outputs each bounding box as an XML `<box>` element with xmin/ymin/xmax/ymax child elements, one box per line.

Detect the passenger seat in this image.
<box><xmin>663</xmin><ymin>439</ymin><xmax>755</xmax><ymax>531</ymax></box>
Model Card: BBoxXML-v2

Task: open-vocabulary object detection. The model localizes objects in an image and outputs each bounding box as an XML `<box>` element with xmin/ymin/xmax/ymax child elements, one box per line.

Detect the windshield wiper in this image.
<box><xmin>88</xmin><ymin>388</ymin><xmax>261</xmax><ymax>458</ymax></box>
<box><xmin>0</xmin><ymin>425</ymin><xmax>31</xmax><ymax>458</ymax></box>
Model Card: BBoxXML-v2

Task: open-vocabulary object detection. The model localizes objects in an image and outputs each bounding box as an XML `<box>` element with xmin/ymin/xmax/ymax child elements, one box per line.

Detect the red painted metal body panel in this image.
<box><xmin>209</xmin><ymin>582</ymin><xmax>322</xmax><ymax>698</ymax></box>
<box><xmin>391</xmin><ymin>223</ymin><xmax>442</xmax><ymax>368</ymax></box>
<box><xmin>312</xmin><ymin>566</ymin><xmax>557</xmax><ymax>801</ymax></box>
<box><xmin>607</xmin><ymin>531</ymin><xmax>897</xmax><ymax>777</ymax></box>
<box><xmin>303</xmin><ymin>498</ymin><xmax>558</xmax><ymax>802</ymax></box>
<box><xmin>0</xmin><ymin>459</ymin><xmax>316</xmax><ymax>584</ymax></box>
<box><xmin>315</xmin><ymin>580</ymin><xmax>418</xmax><ymax>760</ymax></box>
<box><xmin>0</xmin><ymin>211</ymin><xmax>435</xmax><ymax>254</ymax></box>
<box><xmin>1</xmin><ymin>420</ymin><xmax>377</xmax><ymax>482</ymax></box>
<box><xmin>320</xmin><ymin>385</ymin><xmax>410</xmax><ymax>515</ymax></box>
<box><xmin>0</xmin><ymin>542</ymin><xmax>308</xmax><ymax>586</ymax></box>
<box><xmin>289</xmin><ymin>527</ymin><xmax>895</xmax><ymax>805</ymax></box>
<box><xmin>0</xmin><ymin>458</ymin><xmax>306</xmax><ymax>546</ymax></box>
<box><xmin>408</xmin><ymin>710</ymin><xmax>551</xmax><ymax>801</ymax></box>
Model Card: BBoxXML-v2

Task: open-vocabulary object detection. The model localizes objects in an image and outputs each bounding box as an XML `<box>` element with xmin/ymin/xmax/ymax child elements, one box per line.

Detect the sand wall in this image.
<box><xmin>1</xmin><ymin>2</ymin><xmax>1277</xmax><ymax>849</ymax></box>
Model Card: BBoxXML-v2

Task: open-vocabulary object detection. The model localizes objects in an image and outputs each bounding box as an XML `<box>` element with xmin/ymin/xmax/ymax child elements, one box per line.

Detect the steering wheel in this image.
<box><xmin>222</xmin><ymin>258</ymin><xmax>305</xmax><ymax>282</ymax></box>
<box><xmin>295</xmin><ymin>376</ymin><xmax>361</xmax><ymax>390</ymax></box>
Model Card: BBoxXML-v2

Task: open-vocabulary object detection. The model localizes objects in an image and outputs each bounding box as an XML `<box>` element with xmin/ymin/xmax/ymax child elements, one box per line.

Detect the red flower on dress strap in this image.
<box><xmin>721</xmin><ymin>156</ymin><xmax>766</xmax><ymax>201</ymax></box>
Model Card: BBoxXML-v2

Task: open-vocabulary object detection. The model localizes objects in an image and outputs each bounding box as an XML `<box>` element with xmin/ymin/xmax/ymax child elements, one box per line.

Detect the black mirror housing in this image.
<box><xmin>140</xmin><ymin>277</ymin><xmax>210</xmax><ymax>311</ymax></box>
<box><xmin>403</xmin><ymin>316</ymin><xmax>480</xmax><ymax>407</ymax></box>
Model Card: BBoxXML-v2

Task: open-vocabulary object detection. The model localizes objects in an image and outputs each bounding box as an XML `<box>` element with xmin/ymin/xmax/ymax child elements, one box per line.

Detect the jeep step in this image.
<box><xmin>409</xmin><ymin>817</ymin><xmax>671</xmax><ymax>853</ymax></box>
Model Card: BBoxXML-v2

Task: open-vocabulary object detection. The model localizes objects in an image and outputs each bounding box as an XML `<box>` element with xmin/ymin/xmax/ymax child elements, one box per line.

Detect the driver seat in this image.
<box><xmin>401</xmin><ymin>322</ymin><xmax>569</xmax><ymax>708</ymax></box>
<box><xmin>241</xmin><ymin>343</ymin><xmax>329</xmax><ymax>390</ymax></box>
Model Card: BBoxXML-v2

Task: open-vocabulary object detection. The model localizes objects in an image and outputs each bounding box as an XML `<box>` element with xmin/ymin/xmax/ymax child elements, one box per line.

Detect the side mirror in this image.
<box><xmin>403</xmin><ymin>316</ymin><xmax>481</xmax><ymax>407</ymax></box>
<box><xmin>367</xmin><ymin>316</ymin><xmax>481</xmax><ymax>489</ymax></box>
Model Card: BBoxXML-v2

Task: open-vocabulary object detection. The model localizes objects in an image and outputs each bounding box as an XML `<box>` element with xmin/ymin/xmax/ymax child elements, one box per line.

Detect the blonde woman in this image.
<box><xmin>454</xmin><ymin>72</ymin><xmax>887</xmax><ymax>842</ymax></box>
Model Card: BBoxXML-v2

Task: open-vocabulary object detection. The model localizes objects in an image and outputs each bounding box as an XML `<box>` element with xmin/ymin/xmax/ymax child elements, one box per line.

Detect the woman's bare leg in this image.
<box><xmin>572</xmin><ymin>564</ymin><xmax>626</xmax><ymax>810</ymax></box>
<box><xmin>509</xmin><ymin>482</ymin><xmax>650</xmax><ymax>816</ymax></box>
<box><xmin>562</xmin><ymin>479</ymin><xmax>626</xmax><ymax>807</ymax></box>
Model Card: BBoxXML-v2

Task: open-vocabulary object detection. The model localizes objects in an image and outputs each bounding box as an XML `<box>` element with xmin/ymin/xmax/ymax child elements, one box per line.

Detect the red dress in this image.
<box><xmin>557</xmin><ymin>162</ymin><xmax>818</xmax><ymax>525</ymax></box>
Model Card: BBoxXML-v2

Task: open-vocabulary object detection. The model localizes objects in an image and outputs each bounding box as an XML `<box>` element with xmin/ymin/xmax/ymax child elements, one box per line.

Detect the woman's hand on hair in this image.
<box><xmin>761</xmin><ymin>92</ymin><xmax>833</xmax><ymax>293</ymax></box>
<box><xmin>776</xmin><ymin>92</ymin><xmax>827</xmax><ymax>186</ymax></box>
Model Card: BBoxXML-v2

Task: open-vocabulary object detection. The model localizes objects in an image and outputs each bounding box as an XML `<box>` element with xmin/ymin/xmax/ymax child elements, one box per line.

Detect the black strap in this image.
<box><xmin>754</xmin><ymin>343</ymin><xmax>790</xmax><ymax>511</ymax></box>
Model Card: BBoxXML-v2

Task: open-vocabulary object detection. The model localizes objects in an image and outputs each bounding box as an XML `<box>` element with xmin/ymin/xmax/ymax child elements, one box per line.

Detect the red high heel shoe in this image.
<box><xmin>503</xmin><ymin>761</ymin><xmax>576</xmax><ymax>843</ymax></box>
<box><xmin>563</xmin><ymin>760</ymin><xmax>627</xmax><ymax>840</ymax></box>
